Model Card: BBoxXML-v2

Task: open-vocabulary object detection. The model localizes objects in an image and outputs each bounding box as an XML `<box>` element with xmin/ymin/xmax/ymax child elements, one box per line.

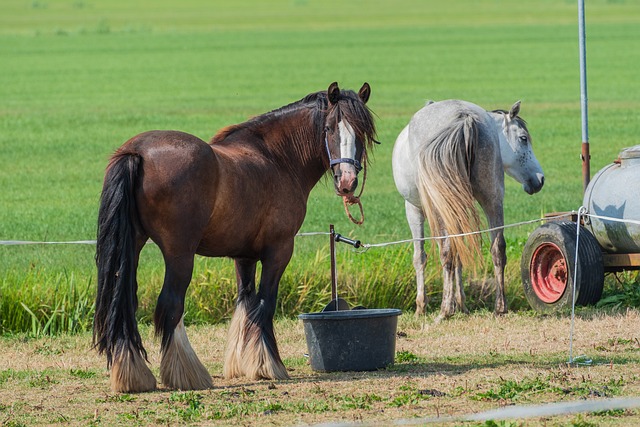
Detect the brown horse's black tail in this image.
<box><xmin>93</xmin><ymin>150</ymin><xmax>147</xmax><ymax>368</ymax></box>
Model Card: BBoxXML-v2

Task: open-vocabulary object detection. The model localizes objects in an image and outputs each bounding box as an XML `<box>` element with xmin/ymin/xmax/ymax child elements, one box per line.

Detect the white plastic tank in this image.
<box><xmin>583</xmin><ymin>145</ymin><xmax>640</xmax><ymax>253</ymax></box>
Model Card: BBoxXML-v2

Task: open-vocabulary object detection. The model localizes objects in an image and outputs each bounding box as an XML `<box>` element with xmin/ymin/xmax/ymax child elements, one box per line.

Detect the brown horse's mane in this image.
<box><xmin>210</xmin><ymin>89</ymin><xmax>377</xmax><ymax>169</ymax></box>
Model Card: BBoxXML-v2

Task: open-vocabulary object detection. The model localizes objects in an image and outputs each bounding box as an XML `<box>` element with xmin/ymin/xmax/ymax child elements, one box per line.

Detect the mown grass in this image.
<box><xmin>2</xmin><ymin>0</ymin><xmax>640</xmax><ymax>334</ymax></box>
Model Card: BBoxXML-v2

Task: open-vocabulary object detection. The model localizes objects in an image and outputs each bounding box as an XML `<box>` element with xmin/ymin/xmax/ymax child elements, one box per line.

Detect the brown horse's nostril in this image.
<box><xmin>342</xmin><ymin>188</ymin><xmax>350</xmax><ymax>194</ymax></box>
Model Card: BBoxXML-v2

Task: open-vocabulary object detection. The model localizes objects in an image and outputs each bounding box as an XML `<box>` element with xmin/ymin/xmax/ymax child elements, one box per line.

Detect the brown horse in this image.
<box><xmin>93</xmin><ymin>82</ymin><xmax>376</xmax><ymax>393</ymax></box>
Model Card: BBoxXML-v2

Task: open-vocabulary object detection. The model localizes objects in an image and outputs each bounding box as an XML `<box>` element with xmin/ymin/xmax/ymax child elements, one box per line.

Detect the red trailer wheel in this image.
<box><xmin>521</xmin><ymin>221</ymin><xmax>604</xmax><ymax>312</ymax></box>
<box><xmin>530</xmin><ymin>242</ymin><xmax>568</xmax><ymax>303</ymax></box>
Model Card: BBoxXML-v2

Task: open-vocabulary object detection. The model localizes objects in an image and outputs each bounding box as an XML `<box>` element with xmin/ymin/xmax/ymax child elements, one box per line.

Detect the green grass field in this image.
<box><xmin>2</xmin><ymin>0</ymin><xmax>640</xmax><ymax>333</ymax></box>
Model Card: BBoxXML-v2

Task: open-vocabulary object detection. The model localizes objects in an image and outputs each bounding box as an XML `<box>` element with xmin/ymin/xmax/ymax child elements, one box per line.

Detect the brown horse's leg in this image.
<box><xmin>224</xmin><ymin>258</ymin><xmax>257</xmax><ymax>379</ymax></box>
<box><xmin>155</xmin><ymin>254</ymin><xmax>212</xmax><ymax>390</ymax></box>
<box><xmin>110</xmin><ymin>237</ymin><xmax>157</xmax><ymax>393</ymax></box>
<box><xmin>224</xmin><ymin>248</ymin><xmax>291</xmax><ymax>380</ymax></box>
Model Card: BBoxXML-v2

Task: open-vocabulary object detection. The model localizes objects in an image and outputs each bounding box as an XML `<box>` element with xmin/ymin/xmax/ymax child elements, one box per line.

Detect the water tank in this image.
<box><xmin>583</xmin><ymin>145</ymin><xmax>640</xmax><ymax>253</ymax></box>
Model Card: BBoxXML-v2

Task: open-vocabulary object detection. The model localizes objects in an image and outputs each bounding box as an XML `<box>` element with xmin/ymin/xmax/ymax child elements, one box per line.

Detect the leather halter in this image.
<box><xmin>323</xmin><ymin>122</ymin><xmax>367</xmax><ymax>225</ymax></box>
<box><xmin>324</xmin><ymin>133</ymin><xmax>362</xmax><ymax>172</ymax></box>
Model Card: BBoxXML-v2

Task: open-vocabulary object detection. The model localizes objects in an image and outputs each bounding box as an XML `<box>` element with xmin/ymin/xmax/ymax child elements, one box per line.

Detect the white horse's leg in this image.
<box><xmin>453</xmin><ymin>259</ymin><xmax>469</xmax><ymax>314</ymax></box>
<box><xmin>405</xmin><ymin>201</ymin><xmax>428</xmax><ymax>316</ymax></box>
<box><xmin>435</xmin><ymin>236</ymin><xmax>457</xmax><ymax>323</ymax></box>
<box><xmin>475</xmin><ymin>187</ymin><xmax>507</xmax><ymax>315</ymax></box>
<box><xmin>160</xmin><ymin>316</ymin><xmax>213</xmax><ymax>390</ymax></box>
<box><xmin>489</xmin><ymin>229</ymin><xmax>507</xmax><ymax>314</ymax></box>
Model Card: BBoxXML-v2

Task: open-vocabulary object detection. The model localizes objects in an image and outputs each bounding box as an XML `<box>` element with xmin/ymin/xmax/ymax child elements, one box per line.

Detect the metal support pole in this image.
<box><xmin>329</xmin><ymin>224</ymin><xmax>337</xmax><ymax>303</ymax></box>
<box><xmin>578</xmin><ymin>0</ymin><xmax>590</xmax><ymax>193</ymax></box>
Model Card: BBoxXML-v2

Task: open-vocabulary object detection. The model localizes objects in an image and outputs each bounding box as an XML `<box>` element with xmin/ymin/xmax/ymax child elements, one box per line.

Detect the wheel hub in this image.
<box><xmin>530</xmin><ymin>242</ymin><xmax>568</xmax><ymax>303</ymax></box>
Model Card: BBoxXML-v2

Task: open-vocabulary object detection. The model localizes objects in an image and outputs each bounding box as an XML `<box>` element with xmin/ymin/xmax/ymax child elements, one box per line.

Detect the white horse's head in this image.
<box><xmin>494</xmin><ymin>101</ymin><xmax>544</xmax><ymax>195</ymax></box>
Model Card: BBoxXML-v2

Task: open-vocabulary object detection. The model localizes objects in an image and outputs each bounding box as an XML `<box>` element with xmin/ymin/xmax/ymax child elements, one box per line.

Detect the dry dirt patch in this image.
<box><xmin>1</xmin><ymin>310</ymin><xmax>640</xmax><ymax>426</ymax></box>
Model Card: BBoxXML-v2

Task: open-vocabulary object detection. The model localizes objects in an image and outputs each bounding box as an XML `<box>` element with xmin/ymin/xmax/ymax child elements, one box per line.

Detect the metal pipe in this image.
<box><xmin>330</xmin><ymin>224</ymin><xmax>337</xmax><ymax>303</ymax></box>
<box><xmin>578</xmin><ymin>0</ymin><xmax>590</xmax><ymax>192</ymax></box>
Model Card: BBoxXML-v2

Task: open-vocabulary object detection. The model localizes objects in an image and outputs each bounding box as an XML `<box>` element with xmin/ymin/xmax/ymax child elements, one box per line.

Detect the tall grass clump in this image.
<box><xmin>597</xmin><ymin>272</ymin><xmax>640</xmax><ymax>311</ymax></box>
<box><xmin>1</xmin><ymin>271</ymin><xmax>94</xmax><ymax>336</ymax></box>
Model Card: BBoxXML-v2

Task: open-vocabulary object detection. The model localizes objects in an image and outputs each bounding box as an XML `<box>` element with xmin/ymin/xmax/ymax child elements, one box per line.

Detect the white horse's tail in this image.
<box><xmin>416</xmin><ymin>112</ymin><xmax>482</xmax><ymax>268</ymax></box>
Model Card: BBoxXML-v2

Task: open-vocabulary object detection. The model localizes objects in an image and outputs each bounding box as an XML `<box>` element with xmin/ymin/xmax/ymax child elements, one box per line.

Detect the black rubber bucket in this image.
<box><xmin>298</xmin><ymin>308</ymin><xmax>402</xmax><ymax>372</ymax></box>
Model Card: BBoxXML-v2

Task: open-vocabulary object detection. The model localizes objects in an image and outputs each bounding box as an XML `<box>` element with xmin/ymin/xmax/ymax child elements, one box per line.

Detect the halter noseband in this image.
<box><xmin>324</xmin><ymin>133</ymin><xmax>363</xmax><ymax>172</ymax></box>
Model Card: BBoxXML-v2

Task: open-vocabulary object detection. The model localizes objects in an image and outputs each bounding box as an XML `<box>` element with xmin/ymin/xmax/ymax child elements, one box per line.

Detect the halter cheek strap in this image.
<box><xmin>324</xmin><ymin>132</ymin><xmax>367</xmax><ymax>225</ymax></box>
<box><xmin>324</xmin><ymin>134</ymin><xmax>363</xmax><ymax>172</ymax></box>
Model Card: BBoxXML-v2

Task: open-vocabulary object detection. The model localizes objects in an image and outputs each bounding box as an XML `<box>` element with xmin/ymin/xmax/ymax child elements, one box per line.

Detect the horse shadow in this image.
<box><xmin>591</xmin><ymin>201</ymin><xmax>640</xmax><ymax>253</ymax></box>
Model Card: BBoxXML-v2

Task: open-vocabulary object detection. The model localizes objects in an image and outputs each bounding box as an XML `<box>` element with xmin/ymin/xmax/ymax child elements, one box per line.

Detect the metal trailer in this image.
<box><xmin>520</xmin><ymin>0</ymin><xmax>640</xmax><ymax>312</ymax></box>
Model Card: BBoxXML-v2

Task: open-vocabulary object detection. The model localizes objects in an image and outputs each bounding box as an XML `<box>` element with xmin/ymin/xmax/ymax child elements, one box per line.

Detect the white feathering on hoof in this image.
<box><xmin>160</xmin><ymin>318</ymin><xmax>213</xmax><ymax>390</ymax></box>
<box><xmin>223</xmin><ymin>301</ymin><xmax>289</xmax><ymax>380</ymax></box>
<box><xmin>223</xmin><ymin>302</ymin><xmax>247</xmax><ymax>379</ymax></box>
<box><xmin>110</xmin><ymin>346</ymin><xmax>157</xmax><ymax>393</ymax></box>
<box><xmin>242</xmin><ymin>333</ymin><xmax>290</xmax><ymax>380</ymax></box>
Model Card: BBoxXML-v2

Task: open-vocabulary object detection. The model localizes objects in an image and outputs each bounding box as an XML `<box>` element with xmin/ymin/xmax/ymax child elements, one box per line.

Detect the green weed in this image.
<box><xmin>0</xmin><ymin>369</ymin><xmax>54</xmax><ymax>388</ymax></box>
<box><xmin>474</xmin><ymin>374</ymin><xmax>625</xmax><ymax>403</ymax></box>
<box><xmin>396</xmin><ymin>350</ymin><xmax>420</xmax><ymax>363</ymax></box>
<box><xmin>170</xmin><ymin>391</ymin><xmax>205</xmax><ymax>422</ymax></box>
<box><xmin>593</xmin><ymin>409</ymin><xmax>626</xmax><ymax>417</ymax></box>
<box><xmin>482</xmin><ymin>421</ymin><xmax>522</xmax><ymax>427</ymax></box>
<box><xmin>389</xmin><ymin>384</ymin><xmax>437</xmax><ymax>407</ymax></box>
<box><xmin>96</xmin><ymin>393</ymin><xmax>136</xmax><ymax>403</ymax></box>
<box><xmin>0</xmin><ymin>369</ymin><xmax>19</xmax><ymax>385</ymax></box>
<box><xmin>69</xmin><ymin>368</ymin><xmax>97</xmax><ymax>379</ymax></box>
<box><xmin>473</xmin><ymin>376</ymin><xmax>559</xmax><ymax>402</ymax></box>
<box><xmin>597</xmin><ymin>278</ymin><xmax>640</xmax><ymax>310</ymax></box>
<box><xmin>569</xmin><ymin>414</ymin><xmax>599</xmax><ymax>427</ymax></box>
<box><xmin>339</xmin><ymin>393</ymin><xmax>382</xmax><ymax>410</ymax></box>
<box><xmin>27</xmin><ymin>372</ymin><xmax>58</xmax><ymax>388</ymax></box>
<box><xmin>291</xmin><ymin>400</ymin><xmax>331</xmax><ymax>414</ymax></box>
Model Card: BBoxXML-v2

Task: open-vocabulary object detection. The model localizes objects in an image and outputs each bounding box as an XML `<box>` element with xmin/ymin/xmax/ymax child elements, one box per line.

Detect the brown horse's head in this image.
<box><xmin>323</xmin><ymin>82</ymin><xmax>376</xmax><ymax>197</ymax></box>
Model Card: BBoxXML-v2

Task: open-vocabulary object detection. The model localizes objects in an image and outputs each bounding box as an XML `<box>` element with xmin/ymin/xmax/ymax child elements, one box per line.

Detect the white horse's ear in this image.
<box><xmin>358</xmin><ymin>82</ymin><xmax>371</xmax><ymax>104</ymax></box>
<box><xmin>509</xmin><ymin>101</ymin><xmax>521</xmax><ymax>119</ymax></box>
<box><xmin>328</xmin><ymin>82</ymin><xmax>340</xmax><ymax>104</ymax></box>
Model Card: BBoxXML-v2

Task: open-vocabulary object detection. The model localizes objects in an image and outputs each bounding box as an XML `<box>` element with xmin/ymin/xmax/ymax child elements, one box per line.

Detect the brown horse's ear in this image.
<box><xmin>509</xmin><ymin>100</ymin><xmax>521</xmax><ymax>118</ymax></box>
<box><xmin>328</xmin><ymin>82</ymin><xmax>340</xmax><ymax>104</ymax></box>
<box><xmin>358</xmin><ymin>82</ymin><xmax>371</xmax><ymax>104</ymax></box>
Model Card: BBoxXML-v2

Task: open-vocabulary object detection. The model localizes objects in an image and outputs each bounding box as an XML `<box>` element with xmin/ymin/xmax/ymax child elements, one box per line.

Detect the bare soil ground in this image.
<box><xmin>1</xmin><ymin>310</ymin><xmax>640</xmax><ymax>426</ymax></box>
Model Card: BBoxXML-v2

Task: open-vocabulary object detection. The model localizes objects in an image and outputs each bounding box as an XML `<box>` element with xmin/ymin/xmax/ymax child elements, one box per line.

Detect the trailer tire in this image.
<box><xmin>521</xmin><ymin>221</ymin><xmax>604</xmax><ymax>312</ymax></box>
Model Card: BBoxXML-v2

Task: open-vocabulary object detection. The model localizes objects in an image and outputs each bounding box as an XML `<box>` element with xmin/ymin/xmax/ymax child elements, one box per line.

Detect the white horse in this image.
<box><xmin>392</xmin><ymin>100</ymin><xmax>544</xmax><ymax>321</ymax></box>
